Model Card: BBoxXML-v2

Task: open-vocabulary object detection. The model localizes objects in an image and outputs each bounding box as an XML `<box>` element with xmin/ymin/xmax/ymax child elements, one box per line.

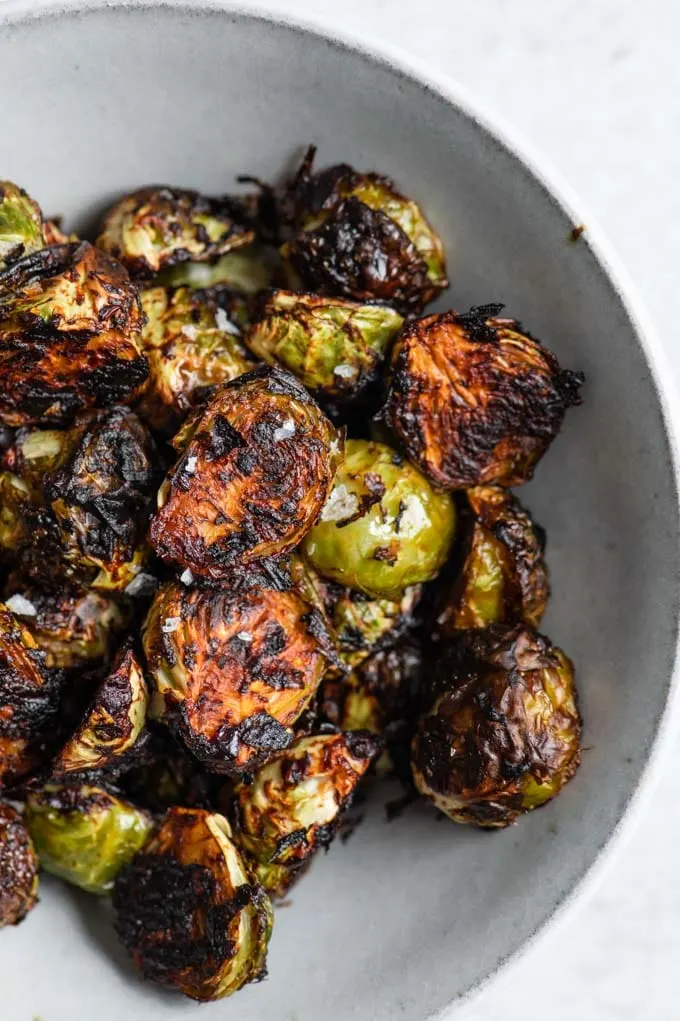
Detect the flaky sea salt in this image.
<box><xmin>5</xmin><ymin>594</ymin><xmax>37</xmax><ymax>617</ymax></box>
<box><xmin>180</xmin><ymin>569</ymin><xmax>194</xmax><ymax>586</ymax></box>
<box><xmin>273</xmin><ymin>418</ymin><xmax>296</xmax><ymax>441</ymax></box>
<box><xmin>333</xmin><ymin>363</ymin><xmax>358</xmax><ymax>379</ymax></box>
<box><xmin>161</xmin><ymin>617</ymin><xmax>181</xmax><ymax>634</ymax></box>
<box><xmin>320</xmin><ymin>484</ymin><xmax>358</xmax><ymax>523</ymax></box>
<box><xmin>215</xmin><ymin>307</ymin><xmax>241</xmax><ymax>335</ymax></box>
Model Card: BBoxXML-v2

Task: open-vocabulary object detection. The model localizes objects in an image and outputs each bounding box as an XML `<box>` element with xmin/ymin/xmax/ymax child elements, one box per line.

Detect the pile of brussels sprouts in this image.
<box><xmin>0</xmin><ymin>150</ymin><xmax>584</xmax><ymax>1001</ymax></box>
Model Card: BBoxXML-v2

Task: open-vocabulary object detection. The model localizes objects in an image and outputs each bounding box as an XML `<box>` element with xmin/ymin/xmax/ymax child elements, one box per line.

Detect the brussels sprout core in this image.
<box><xmin>112</xmin><ymin>807</ymin><xmax>273</xmax><ymax>1001</ymax></box>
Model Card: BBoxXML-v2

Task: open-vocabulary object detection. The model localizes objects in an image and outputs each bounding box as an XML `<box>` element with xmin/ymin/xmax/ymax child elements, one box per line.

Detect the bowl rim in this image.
<box><xmin>2</xmin><ymin>1</ymin><xmax>680</xmax><ymax>1016</ymax></box>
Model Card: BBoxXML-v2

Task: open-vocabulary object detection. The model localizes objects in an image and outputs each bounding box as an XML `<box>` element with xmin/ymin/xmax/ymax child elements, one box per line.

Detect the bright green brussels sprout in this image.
<box><xmin>411</xmin><ymin>624</ymin><xmax>581</xmax><ymax>828</ymax></box>
<box><xmin>51</xmin><ymin>646</ymin><xmax>148</xmax><ymax>779</ymax></box>
<box><xmin>245</xmin><ymin>290</ymin><xmax>403</xmax><ymax>400</ymax></box>
<box><xmin>0</xmin><ymin>602</ymin><xmax>57</xmax><ymax>787</ymax></box>
<box><xmin>143</xmin><ymin>575</ymin><xmax>333</xmax><ymax>776</ymax></box>
<box><xmin>151</xmin><ymin>366</ymin><xmax>342</xmax><ymax>578</ymax></box>
<box><xmin>281</xmin><ymin>147</ymin><xmax>448</xmax><ymax>314</ymax></box>
<box><xmin>0</xmin><ymin>241</ymin><xmax>149</xmax><ymax>427</ymax></box>
<box><xmin>232</xmin><ymin>732</ymin><xmax>378</xmax><ymax>898</ymax></box>
<box><xmin>0</xmin><ymin>181</ymin><xmax>44</xmax><ymax>270</ymax></box>
<box><xmin>25</xmin><ymin>785</ymin><xmax>153</xmax><ymax>894</ymax></box>
<box><xmin>0</xmin><ymin>800</ymin><xmax>39</xmax><ymax>927</ymax></box>
<box><xmin>301</xmin><ymin>439</ymin><xmax>456</xmax><ymax>599</ymax></box>
<box><xmin>434</xmin><ymin>486</ymin><xmax>549</xmax><ymax>636</ymax></box>
<box><xmin>112</xmin><ymin>807</ymin><xmax>273</xmax><ymax>1001</ymax></box>
<box><xmin>96</xmin><ymin>186</ymin><xmax>254</xmax><ymax>279</ymax></box>
<box><xmin>43</xmin><ymin>406</ymin><xmax>157</xmax><ymax>591</ymax></box>
<box><xmin>321</xmin><ymin>638</ymin><xmax>422</xmax><ymax>777</ymax></box>
<box><xmin>156</xmin><ymin>243</ymin><xmax>279</xmax><ymax>294</ymax></box>
<box><xmin>3</xmin><ymin>580</ymin><xmax>129</xmax><ymax>670</ymax></box>
<box><xmin>137</xmin><ymin>285</ymin><xmax>254</xmax><ymax>434</ymax></box>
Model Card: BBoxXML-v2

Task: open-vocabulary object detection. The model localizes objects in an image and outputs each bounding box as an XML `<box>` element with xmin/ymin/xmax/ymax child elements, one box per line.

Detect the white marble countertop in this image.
<box><xmin>246</xmin><ymin>2</ymin><xmax>680</xmax><ymax>1018</ymax></box>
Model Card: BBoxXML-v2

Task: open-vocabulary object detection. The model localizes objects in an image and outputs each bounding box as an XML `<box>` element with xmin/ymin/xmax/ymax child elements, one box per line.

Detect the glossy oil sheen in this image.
<box><xmin>0</xmin><ymin>3</ymin><xmax>678</xmax><ymax>1020</ymax></box>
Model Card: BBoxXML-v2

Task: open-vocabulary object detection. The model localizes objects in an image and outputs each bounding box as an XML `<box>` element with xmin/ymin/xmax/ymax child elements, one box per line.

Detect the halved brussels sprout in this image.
<box><xmin>321</xmin><ymin>638</ymin><xmax>422</xmax><ymax>777</ymax></box>
<box><xmin>143</xmin><ymin>577</ymin><xmax>333</xmax><ymax>775</ymax></box>
<box><xmin>246</xmin><ymin>290</ymin><xmax>403</xmax><ymax>400</ymax></box>
<box><xmin>0</xmin><ymin>242</ymin><xmax>148</xmax><ymax>427</ymax></box>
<box><xmin>382</xmin><ymin>304</ymin><xmax>584</xmax><ymax>489</ymax></box>
<box><xmin>95</xmin><ymin>186</ymin><xmax>254</xmax><ymax>279</ymax></box>
<box><xmin>137</xmin><ymin>285</ymin><xmax>254</xmax><ymax>434</ymax></box>
<box><xmin>0</xmin><ymin>800</ymin><xmax>39</xmax><ymax>926</ymax></box>
<box><xmin>232</xmin><ymin>731</ymin><xmax>378</xmax><ymax>897</ymax></box>
<box><xmin>112</xmin><ymin>807</ymin><xmax>273</xmax><ymax>1001</ymax></box>
<box><xmin>0</xmin><ymin>181</ymin><xmax>44</xmax><ymax>270</ymax></box>
<box><xmin>281</xmin><ymin>147</ymin><xmax>448</xmax><ymax>313</ymax></box>
<box><xmin>301</xmin><ymin>439</ymin><xmax>456</xmax><ymax>599</ymax></box>
<box><xmin>50</xmin><ymin>646</ymin><xmax>148</xmax><ymax>779</ymax></box>
<box><xmin>43</xmin><ymin>406</ymin><xmax>157</xmax><ymax>590</ymax></box>
<box><xmin>156</xmin><ymin>243</ymin><xmax>279</xmax><ymax>294</ymax></box>
<box><xmin>3</xmin><ymin>581</ymin><xmax>129</xmax><ymax>670</ymax></box>
<box><xmin>435</xmin><ymin>486</ymin><xmax>549</xmax><ymax>635</ymax></box>
<box><xmin>411</xmin><ymin>624</ymin><xmax>581</xmax><ymax>828</ymax></box>
<box><xmin>151</xmin><ymin>366</ymin><xmax>342</xmax><ymax>579</ymax></box>
<box><xmin>0</xmin><ymin>602</ymin><xmax>57</xmax><ymax>787</ymax></box>
<box><xmin>25</xmin><ymin>784</ymin><xmax>153</xmax><ymax>894</ymax></box>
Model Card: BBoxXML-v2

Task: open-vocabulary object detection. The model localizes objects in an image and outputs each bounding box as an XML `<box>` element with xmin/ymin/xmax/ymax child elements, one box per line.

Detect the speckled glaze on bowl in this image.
<box><xmin>0</xmin><ymin>2</ymin><xmax>678</xmax><ymax>1019</ymax></box>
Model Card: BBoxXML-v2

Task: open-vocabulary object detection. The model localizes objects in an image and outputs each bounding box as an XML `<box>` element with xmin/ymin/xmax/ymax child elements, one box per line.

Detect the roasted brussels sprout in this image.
<box><xmin>143</xmin><ymin>576</ymin><xmax>333</xmax><ymax>775</ymax></box>
<box><xmin>0</xmin><ymin>181</ymin><xmax>44</xmax><ymax>270</ymax></box>
<box><xmin>3</xmin><ymin>425</ymin><xmax>66</xmax><ymax>484</ymax></box>
<box><xmin>0</xmin><ymin>603</ymin><xmax>57</xmax><ymax>787</ymax></box>
<box><xmin>435</xmin><ymin>486</ymin><xmax>549</xmax><ymax>636</ymax></box>
<box><xmin>321</xmin><ymin>638</ymin><xmax>422</xmax><ymax>776</ymax></box>
<box><xmin>42</xmin><ymin>406</ymin><xmax>157</xmax><ymax>590</ymax></box>
<box><xmin>0</xmin><ymin>800</ymin><xmax>39</xmax><ymax>926</ymax></box>
<box><xmin>25</xmin><ymin>784</ymin><xmax>152</xmax><ymax>894</ymax></box>
<box><xmin>96</xmin><ymin>186</ymin><xmax>254</xmax><ymax>279</ymax></box>
<box><xmin>151</xmin><ymin>366</ymin><xmax>342</xmax><ymax>578</ymax></box>
<box><xmin>0</xmin><ymin>242</ymin><xmax>148</xmax><ymax>427</ymax></box>
<box><xmin>246</xmin><ymin>290</ymin><xmax>403</xmax><ymax>400</ymax></box>
<box><xmin>282</xmin><ymin>147</ymin><xmax>448</xmax><ymax>313</ymax></box>
<box><xmin>411</xmin><ymin>624</ymin><xmax>581</xmax><ymax>828</ymax></box>
<box><xmin>0</xmin><ymin>470</ymin><xmax>34</xmax><ymax>556</ymax></box>
<box><xmin>232</xmin><ymin>731</ymin><xmax>378</xmax><ymax>897</ymax></box>
<box><xmin>112</xmin><ymin>807</ymin><xmax>273</xmax><ymax>1001</ymax></box>
<box><xmin>382</xmin><ymin>305</ymin><xmax>584</xmax><ymax>490</ymax></box>
<box><xmin>156</xmin><ymin>243</ymin><xmax>279</xmax><ymax>294</ymax></box>
<box><xmin>3</xmin><ymin>581</ymin><xmax>129</xmax><ymax>670</ymax></box>
<box><xmin>137</xmin><ymin>285</ymin><xmax>254</xmax><ymax>434</ymax></box>
<box><xmin>50</xmin><ymin>646</ymin><xmax>148</xmax><ymax>779</ymax></box>
<box><xmin>301</xmin><ymin>439</ymin><xmax>455</xmax><ymax>599</ymax></box>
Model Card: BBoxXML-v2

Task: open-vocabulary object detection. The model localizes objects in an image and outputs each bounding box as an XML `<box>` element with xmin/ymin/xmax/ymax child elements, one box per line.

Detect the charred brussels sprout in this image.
<box><xmin>246</xmin><ymin>290</ymin><xmax>403</xmax><ymax>400</ymax></box>
<box><xmin>51</xmin><ymin>646</ymin><xmax>148</xmax><ymax>779</ymax></box>
<box><xmin>0</xmin><ymin>181</ymin><xmax>44</xmax><ymax>270</ymax></box>
<box><xmin>25</xmin><ymin>785</ymin><xmax>153</xmax><ymax>894</ymax></box>
<box><xmin>411</xmin><ymin>624</ymin><xmax>581</xmax><ymax>828</ymax></box>
<box><xmin>0</xmin><ymin>603</ymin><xmax>57</xmax><ymax>787</ymax></box>
<box><xmin>0</xmin><ymin>800</ymin><xmax>39</xmax><ymax>926</ymax></box>
<box><xmin>96</xmin><ymin>186</ymin><xmax>254</xmax><ymax>279</ymax></box>
<box><xmin>282</xmin><ymin>147</ymin><xmax>448</xmax><ymax>313</ymax></box>
<box><xmin>4</xmin><ymin>581</ymin><xmax>129</xmax><ymax>669</ymax></box>
<box><xmin>322</xmin><ymin>639</ymin><xmax>422</xmax><ymax>776</ymax></box>
<box><xmin>0</xmin><ymin>242</ymin><xmax>148</xmax><ymax>427</ymax></box>
<box><xmin>435</xmin><ymin>487</ymin><xmax>548</xmax><ymax>635</ymax></box>
<box><xmin>0</xmin><ymin>470</ymin><xmax>34</xmax><ymax>556</ymax></box>
<box><xmin>151</xmin><ymin>366</ymin><xmax>342</xmax><ymax>578</ymax></box>
<box><xmin>232</xmin><ymin>732</ymin><xmax>378</xmax><ymax>897</ymax></box>
<box><xmin>43</xmin><ymin>406</ymin><xmax>157</xmax><ymax>590</ymax></box>
<box><xmin>137</xmin><ymin>285</ymin><xmax>253</xmax><ymax>434</ymax></box>
<box><xmin>301</xmin><ymin>439</ymin><xmax>455</xmax><ymax>599</ymax></box>
<box><xmin>112</xmin><ymin>807</ymin><xmax>273</xmax><ymax>1001</ymax></box>
<box><xmin>383</xmin><ymin>305</ymin><xmax>584</xmax><ymax>489</ymax></box>
<box><xmin>143</xmin><ymin>577</ymin><xmax>333</xmax><ymax>775</ymax></box>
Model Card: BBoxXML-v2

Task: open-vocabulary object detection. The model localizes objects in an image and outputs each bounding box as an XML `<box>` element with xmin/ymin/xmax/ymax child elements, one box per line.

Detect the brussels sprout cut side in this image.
<box><xmin>113</xmin><ymin>807</ymin><xmax>273</xmax><ymax>1001</ymax></box>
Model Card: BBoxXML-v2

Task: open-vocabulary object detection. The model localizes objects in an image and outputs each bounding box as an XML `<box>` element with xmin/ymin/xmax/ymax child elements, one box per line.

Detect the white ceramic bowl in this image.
<box><xmin>0</xmin><ymin>3</ymin><xmax>678</xmax><ymax>1019</ymax></box>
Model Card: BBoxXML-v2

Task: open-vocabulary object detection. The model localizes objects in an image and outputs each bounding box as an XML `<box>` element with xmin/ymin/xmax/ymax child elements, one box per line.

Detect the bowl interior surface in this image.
<box><xmin>0</xmin><ymin>4</ymin><xmax>678</xmax><ymax>1020</ymax></box>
